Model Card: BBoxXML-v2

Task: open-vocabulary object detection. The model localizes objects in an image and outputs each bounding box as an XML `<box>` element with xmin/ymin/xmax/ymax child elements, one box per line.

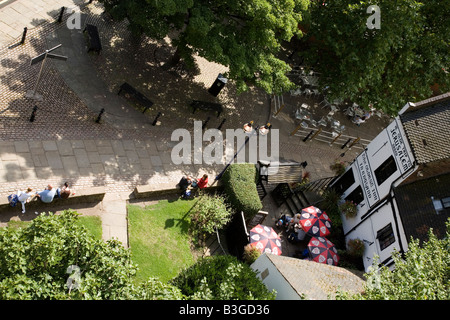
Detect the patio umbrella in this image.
<box><xmin>249</xmin><ymin>224</ymin><xmax>282</xmax><ymax>255</ymax></box>
<box><xmin>299</xmin><ymin>206</ymin><xmax>332</xmax><ymax>237</ymax></box>
<box><xmin>307</xmin><ymin>236</ymin><xmax>339</xmax><ymax>266</ymax></box>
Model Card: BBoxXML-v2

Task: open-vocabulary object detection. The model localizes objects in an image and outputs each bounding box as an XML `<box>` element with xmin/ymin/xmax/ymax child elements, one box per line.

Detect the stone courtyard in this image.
<box><xmin>0</xmin><ymin>0</ymin><xmax>392</xmax><ymax>252</ymax></box>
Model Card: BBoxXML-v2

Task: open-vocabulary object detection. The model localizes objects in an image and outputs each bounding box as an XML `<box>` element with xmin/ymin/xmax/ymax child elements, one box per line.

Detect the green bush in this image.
<box><xmin>170</xmin><ymin>255</ymin><xmax>276</xmax><ymax>300</ymax></box>
<box><xmin>190</xmin><ymin>193</ymin><xmax>233</xmax><ymax>235</ymax></box>
<box><xmin>242</xmin><ymin>244</ymin><xmax>261</xmax><ymax>265</ymax></box>
<box><xmin>222</xmin><ymin>163</ymin><xmax>262</xmax><ymax>219</ymax></box>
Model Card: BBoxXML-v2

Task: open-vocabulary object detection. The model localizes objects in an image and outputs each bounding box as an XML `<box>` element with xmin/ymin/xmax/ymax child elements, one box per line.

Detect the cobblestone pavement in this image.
<box><xmin>0</xmin><ymin>0</ymin><xmax>392</xmax><ymax>247</ymax></box>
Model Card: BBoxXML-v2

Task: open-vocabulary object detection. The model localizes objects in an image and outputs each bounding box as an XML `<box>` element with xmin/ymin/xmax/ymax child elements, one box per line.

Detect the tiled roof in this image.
<box><xmin>400</xmin><ymin>96</ymin><xmax>450</xmax><ymax>164</ymax></box>
<box><xmin>265</xmin><ymin>253</ymin><xmax>365</xmax><ymax>300</ymax></box>
<box><xmin>394</xmin><ymin>171</ymin><xmax>450</xmax><ymax>244</ymax></box>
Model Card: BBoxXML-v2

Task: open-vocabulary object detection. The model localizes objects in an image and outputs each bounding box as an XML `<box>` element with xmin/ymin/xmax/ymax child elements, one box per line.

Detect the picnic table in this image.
<box><xmin>118</xmin><ymin>82</ymin><xmax>154</xmax><ymax>113</ymax></box>
<box><xmin>190</xmin><ymin>100</ymin><xmax>223</xmax><ymax>117</ymax></box>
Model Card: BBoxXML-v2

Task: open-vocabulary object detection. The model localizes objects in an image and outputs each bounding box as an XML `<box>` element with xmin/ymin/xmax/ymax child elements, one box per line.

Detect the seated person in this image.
<box><xmin>35</xmin><ymin>184</ymin><xmax>59</xmax><ymax>203</ymax></box>
<box><xmin>196</xmin><ymin>174</ymin><xmax>208</xmax><ymax>189</ymax></box>
<box><xmin>178</xmin><ymin>175</ymin><xmax>194</xmax><ymax>191</ymax></box>
<box><xmin>59</xmin><ymin>182</ymin><xmax>75</xmax><ymax>199</ymax></box>
<box><xmin>287</xmin><ymin>224</ymin><xmax>306</xmax><ymax>243</ymax></box>
<box><xmin>275</xmin><ymin>214</ymin><xmax>292</xmax><ymax>229</ymax></box>
<box><xmin>287</xmin><ymin>213</ymin><xmax>301</xmax><ymax>232</ymax></box>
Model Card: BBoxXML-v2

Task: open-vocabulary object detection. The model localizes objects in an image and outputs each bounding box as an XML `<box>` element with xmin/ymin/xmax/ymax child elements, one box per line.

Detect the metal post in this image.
<box><xmin>29</xmin><ymin>106</ymin><xmax>37</xmax><ymax>122</ymax></box>
<box><xmin>202</xmin><ymin>116</ymin><xmax>210</xmax><ymax>130</ymax></box>
<box><xmin>329</xmin><ymin>132</ymin><xmax>342</xmax><ymax>146</ymax></box>
<box><xmin>302</xmin><ymin>130</ymin><xmax>314</xmax><ymax>142</ymax></box>
<box><xmin>348</xmin><ymin>137</ymin><xmax>361</xmax><ymax>149</ymax></box>
<box><xmin>20</xmin><ymin>27</ymin><xmax>27</xmax><ymax>45</ymax></box>
<box><xmin>341</xmin><ymin>138</ymin><xmax>351</xmax><ymax>149</ymax></box>
<box><xmin>30</xmin><ymin>51</ymin><xmax>48</xmax><ymax>99</ymax></box>
<box><xmin>309</xmin><ymin>128</ymin><xmax>322</xmax><ymax>141</ymax></box>
<box><xmin>95</xmin><ymin>108</ymin><xmax>105</xmax><ymax>123</ymax></box>
<box><xmin>152</xmin><ymin>112</ymin><xmax>162</xmax><ymax>126</ymax></box>
<box><xmin>290</xmin><ymin>122</ymin><xmax>304</xmax><ymax>136</ymax></box>
<box><xmin>57</xmin><ymin>7</ymin><xmax>65</xmax><ymax>23</ymax></box>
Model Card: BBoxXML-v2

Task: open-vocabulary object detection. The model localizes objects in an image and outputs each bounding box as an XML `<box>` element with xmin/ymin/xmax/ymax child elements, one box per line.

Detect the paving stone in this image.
<box><xmin>43</xmin><ymin>141</ymin><xmax>58</xmax><ymax>151</ymax></box>
<box><xmin>57</xmin><ymin>140</ymin><xmax>74</xmax><ymax>156</ymax></box>
<box><xmin>122</xmin><ymin>140</ymin><xmax>135</xmax><ymax>151</ymax></box>
<box><xmin>14</xmin><ymin>141</ymin><xmax>30</xmax><ymax>153</ymax></box>
<box><xmin>71</xmin><ymin>140</ymin><xmax>85</xmax><ymax>149</ymax></box>
<box><xmin>61</xmin><ymin>155</ymin><xmax>80</xmax><ymax>175</ymax></box>
<box><xmin>111</xmin><ymin>140</ymin><xmax>126</xmax><ymax>156</ymax></box>
<box><xmin>87</xmin><ymin>151</ymin><xmax>101</xmax><ymax>163</ymax></box>
<box><xmin>45</xmin><ymin>151</ymin><xmax>64</xmax><ymax>169</ymax></box>
<box><xmin>150</xmin><ymin>155</ymin><xmax>163</xmax><ymax>166</ymax></box>
<box><xmin>73</xmin><ymin>148</ymin><xmax>90</xmax><ymax>168</ymax></box>
<box><xmin>32</xmin><ymin>154</ymin><xmax>49</xmax><ymax>167</ymax></box>
<box><xmin>83</xmin><ymin>140</ymin><xmax>98</xmax><ymax>152</ymax></box>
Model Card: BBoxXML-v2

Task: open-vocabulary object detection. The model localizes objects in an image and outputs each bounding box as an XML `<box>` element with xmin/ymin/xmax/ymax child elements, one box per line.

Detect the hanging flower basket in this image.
<box><xmin>339</xmin><ymin>200</ymin><xmax>357</xmax><ymax>218</ymax></box>
<box><xmin>347</xmin><ymin>238</ymin><xmax>365</xmax><ymax>257</ymax></box>
<box><xmin>330</xmin><ymin>161</ymin><xmax>346</xmax><ymax>176</ymax></box>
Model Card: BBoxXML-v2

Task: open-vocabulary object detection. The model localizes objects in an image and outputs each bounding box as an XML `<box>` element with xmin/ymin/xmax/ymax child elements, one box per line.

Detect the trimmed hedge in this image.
<box><xmin>222</xmin><ymin>163</ymin><xmax>262</xmax><ymax>219</ymax></box>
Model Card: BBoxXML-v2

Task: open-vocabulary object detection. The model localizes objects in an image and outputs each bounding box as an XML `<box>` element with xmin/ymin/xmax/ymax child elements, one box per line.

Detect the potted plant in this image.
<box><xmin>242</xmin><ymin>244</ymin><xmax>261</xmax><ymax>264</ymax></box>
<box><xmin>347</xmin><ymin>238</ymin><xmax>365</xmax><ymax>257</ymax></box>
<box><xmin>339</xmin><ymin>200</ymin><xmax>357</xmax><ymax>218</ymax></box>
<box><xmin>330</xmin><ymin>161</ymin><xmax>346</xmax><ymax>176</ymax></box>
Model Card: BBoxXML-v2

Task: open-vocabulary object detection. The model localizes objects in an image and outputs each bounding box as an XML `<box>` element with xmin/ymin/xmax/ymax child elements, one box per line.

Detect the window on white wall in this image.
<box><xmin>377</xmin><ymin>223</ymin><xmax>395</xmax><ymax>250</ymax></box>
<box><xmin>375</xmin><ymin>156</ymin><xmax>398</xmax><ymax>186</ymax></box>
<box><xmin>333</xmin><ymin>168</ymin><xmax>355</xmax><ymax>194</ymax></box>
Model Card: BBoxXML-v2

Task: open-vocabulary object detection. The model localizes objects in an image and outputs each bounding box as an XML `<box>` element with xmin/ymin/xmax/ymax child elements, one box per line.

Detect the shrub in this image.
<box><xmin>190</xmin><ymin>193</ymin><xmax>233</xmax><ymax>235</ymax></box>
<box><xmin>330</xmin><ymin>161</ymin><xmax>346</xmax><ymax>176</ymax></box>
<box><xmin>222</xmin><ymin>163</ymin><xmax>262</xmax><ymax>219</ymax></box>
<box><xmin>170</xmin><ymin>255</ymin><xmax>276</xmax><ymax>300</ymax></box>
<box><xmin>242</xmin><ymin>244</ymin><xmax>261</xmax><ymax>264</ymax></box>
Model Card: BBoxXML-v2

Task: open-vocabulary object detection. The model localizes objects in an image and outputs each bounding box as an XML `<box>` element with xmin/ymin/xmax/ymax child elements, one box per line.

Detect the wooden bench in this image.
<box><xmin>118</xmin><ymin>82</ymin><xmax>154</xmax><ymax>113</ymax></box>
<box><xmin>0</xmin><ymin>186</ymin><xmax>106</xmax><ymax>211</ymax></box>
<box><xmin>83</xmin><ymin>24</ymin><xmax>102</xmax><ymax>54</ymax></box>
<box><xmin>190</xmin><ymin>100</ymin><xmax>223</xmax><ymax>117</ymax></box>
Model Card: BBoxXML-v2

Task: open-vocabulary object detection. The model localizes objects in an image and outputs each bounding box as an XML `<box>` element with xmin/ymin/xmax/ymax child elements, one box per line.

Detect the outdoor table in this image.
<box><xmin>300</xmin><ymin>103</ymin><xmax>310</xmax><ymax>109</ymax></box>
<box><xmin>295</xmin><ymin>108</ymin><xmax>311</xmax><ymax>121</ymax></box>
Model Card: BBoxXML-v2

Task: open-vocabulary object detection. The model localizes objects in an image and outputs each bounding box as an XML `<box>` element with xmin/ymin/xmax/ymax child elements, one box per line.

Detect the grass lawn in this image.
<box><xmin>127</xmin><ymin>198</ymin><xmax>200</xmax><ymax>283</ymax></box>
<box><xmin>3</xmin><ymin>215</ymin><xmax>103</xmax><ymax>240</ymax></box>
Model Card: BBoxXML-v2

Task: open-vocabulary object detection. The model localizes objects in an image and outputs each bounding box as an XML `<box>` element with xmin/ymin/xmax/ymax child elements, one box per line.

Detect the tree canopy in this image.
<box><xmin>0</xmin><ymin>210</ymin><xmax>273</xmax><ymax>300</ymax></box>
<box><xmin>100</xmin><ymin>0</ymin><xmax>310</xmax><ymax>94</ymax></box>
<box><xmin>0</xmin><ymin>210</ymin><xmax>183</xmax><ymax>299</ymax></box>
<box><xmin>300</xmin><ymin>0</ymin><xmax>450</xmax><ymax>114</ymax></box>
<box><xmin>337</xmin><ymin>219</ymin><xmax>450</xmax><ymax>300</ymax></box>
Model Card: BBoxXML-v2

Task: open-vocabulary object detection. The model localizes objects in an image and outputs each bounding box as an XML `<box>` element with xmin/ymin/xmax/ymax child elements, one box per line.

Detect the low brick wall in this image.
<box><xmin>133</xmin><ymin>183</ymin><xmax>222</xmax><ymax>199</ymax></box>
<box><xmin>0</xmin><ymin>186</ymin><xmax>106</xmax><ymax>211</ymax></box>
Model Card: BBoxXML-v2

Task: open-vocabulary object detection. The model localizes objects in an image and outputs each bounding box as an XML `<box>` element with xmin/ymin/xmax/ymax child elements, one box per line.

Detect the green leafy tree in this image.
<box><xmin>190</xmin><ymin>193</ymin><xmax>233</xmax><ymax>235</ymax></box>
<box><xmin>301</xmin><ymin>0</ymin><xmax>449</xmax><ymax>114</ymax></box>
<box><xmin>0</xmin><ymin>210</ymin><xmax>182</xmax><ymax>300</ymax></box>
<box><xmin>170</xmin><ymin>255</ymin><xmax>276</xmax><ymax>300</ymax></box>
<box><xmin>337</xmin><ymin>219</ymin><xmax>450</xmax><ymax>300</ymax></box>
<box><xmin>99</xmin><ymin>0</ymin><xmax>310</xmax><ymax>94</ymax></box>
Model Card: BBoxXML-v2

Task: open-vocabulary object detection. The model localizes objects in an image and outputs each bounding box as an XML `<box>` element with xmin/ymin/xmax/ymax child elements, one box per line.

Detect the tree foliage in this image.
<box><xmin>301</xmin><ymin>0</ymin><xmax>450</xmax><ymax>114</ymax></box>
<box><xmin>0</xmin><ymin>210</ymin><xmax>182</xmax><ymax>300</ymax></box>
<box><xmin>190</xmin><ymin>193</ymin><xmax>233</xmax><ymax>235</ymax></box>
<box><xmin>170</xmin><ymin>255</ymin><xmax>276</xmax><ymax>300</ymax></box>
<box><xmin>337</xmin><ymin>219</ymin><xmax>450</xmax><ymax>300</ymax></box>
<box><xmin>99</xmin><ymin>0</ymin><xmax>310</xmax><ymax>94</ymax></box>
